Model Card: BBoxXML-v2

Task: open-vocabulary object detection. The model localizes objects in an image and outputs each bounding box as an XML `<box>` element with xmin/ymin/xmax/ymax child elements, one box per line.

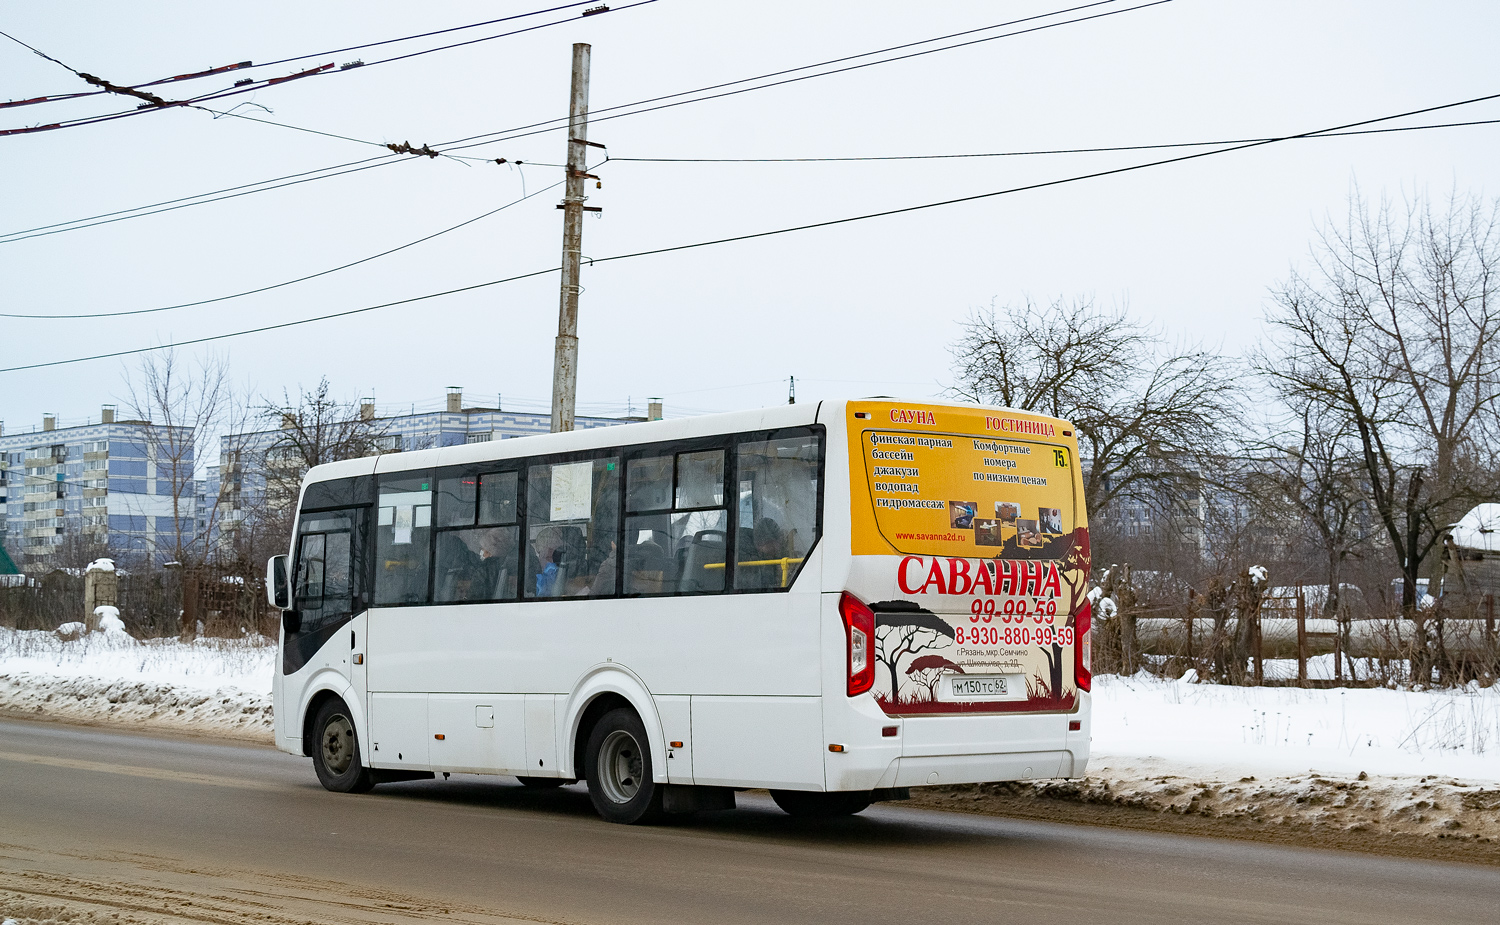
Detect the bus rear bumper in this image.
<box><xmin>823</xmin><ymin>692</ymin><xmax>1091</xmax><ymax>792</ymax></box>
<box><xmin>887</xmin><ymin>750</ymin><xmax>1071</xmax><ymax>788</ymax></box>
<box><xmin>827</xmin><ymin>749</ymin><xmax>1081</xmax><ymax>792</ymax></box>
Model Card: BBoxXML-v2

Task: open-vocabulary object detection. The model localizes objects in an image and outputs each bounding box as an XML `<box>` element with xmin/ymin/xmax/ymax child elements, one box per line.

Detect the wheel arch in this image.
<box><xmin>298</xmin><ymin>674</ymin><xmax>361</xmax><ymax>761</ymax></box>
<box><xmin>563</xmin><ymin>666</ymin><xmax>666</xmax><ymax>783</ymax></box>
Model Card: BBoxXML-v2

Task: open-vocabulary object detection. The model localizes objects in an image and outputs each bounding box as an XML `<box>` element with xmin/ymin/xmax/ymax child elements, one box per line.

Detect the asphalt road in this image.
<box><xmin>1</xmin><ymin>718</ymin><xmax>1496</xmax><ymax>925</ymax></box>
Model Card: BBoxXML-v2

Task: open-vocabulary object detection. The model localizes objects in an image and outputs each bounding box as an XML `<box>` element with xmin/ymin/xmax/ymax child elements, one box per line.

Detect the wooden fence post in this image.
<box><xmin>1335</xmin><ymin>610</ymin><xmax>1345</xmax><ymax>684</ymax></box>
<box><xmin>1119</xmin><ymin>564</ymin><xmax>1137</xmax><ymax>675</ymax></box>
<box><xmin>180</xmin><ymin>570</ymin><xmax>199</xmax><ymax>641</ymax></box>
<box><xmin>1296</xmin><ymin>587</ymin><xmax>1308</xmax><ymax>686</ymax></box>
<box><xmin>1486</xmin><ymin>594</ymin><xmax>1496</xmax><ymax>679</ymax></box>
<box><xmin>1253</xmin><ymin>604</ymin><xmax>1264</xmax><ymax>685</ymax></box>
<box><xmin>1186</xmin><ymin>587</ymin><xmax>1197</xmax><ymax>673</ymax></box>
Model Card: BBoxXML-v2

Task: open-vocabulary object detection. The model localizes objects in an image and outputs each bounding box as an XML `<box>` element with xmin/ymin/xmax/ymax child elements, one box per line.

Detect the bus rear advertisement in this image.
<box><xmin>844</xmin><ymin>399</ymin><xmax>1090</xmax><ymax>718</ymax></box>
<box><xmin>268</xmin><ymin>398</ymin><xmax>1091</xmax><ymax>824</ymax></box>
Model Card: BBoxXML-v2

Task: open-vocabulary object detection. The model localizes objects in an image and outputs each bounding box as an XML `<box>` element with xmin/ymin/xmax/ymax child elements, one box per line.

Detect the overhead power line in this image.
<box><xmin>581</xmin><ymin>92</ymin><xmax>1500</xmax><ymax>266</ymax></box>
<box><xmin>0</xmin><ymin>0</ymin><xmax>1165</xmax><ymax>243</ymax></box>
<box><xmin>12</xmin><ymin>108</ymin><xmax>1496</xmax><ymax>249</ymax></box>
<box><xmin>0</xmin><ymin>173</ymin><xmax>577</xmax><ymax>319</ymax></box>
<box><xmin>438</xmin><ymin>0</ymin><xmax>1176</xmax><ymax>153</ymax></box>
<box><xmin>193</xmin><ymin>105</ymin><xmax>508</xmax><ymax>166</ymax></box>
<box><xmin>0</xmin><ymin>153</ymin><xmax>411</xmax><ymax>244</ymax></box>
<box><xmin>0</xmin><ymin>268</ymin><xmax>564</xmax><ymax>373</ymax></box>
<box><xmin>606</xmin><ymin>119</ymin><xmax>1500</xmax><ymax>162</ymax></box>
<box><xmin>0</xmin><ymin>2</ymin><xmax>606</xmax><ymax>111</ymax></box>
<box><xmin>0</xmin><ymin>2</ymin><xmax>657</xmax><ymax>138</ymax></box>
<box><xmin>5</xmin><ymin>89</ymin><xmax>1494</xmax><ymax>375</ymax></box>
<box><xmin>246</xmin><ymin>1</ymin><xmax>605</xmax><ymax>72</ymax></box>
<box><xmin>197</xmin><ymin>0</ymin><xmax>1161</xmax><ymax>164</ymax></box>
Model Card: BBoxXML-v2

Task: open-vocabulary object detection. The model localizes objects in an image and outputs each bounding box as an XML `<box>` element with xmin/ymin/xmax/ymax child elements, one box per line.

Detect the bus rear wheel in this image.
<box><xmin>312</xmin><ymin>697</ymin><xmax>376</xmax><ymax>794</ymax></box>
<box><xmin>584</xmin><ymin>708</ymin><xmax>665</xmax><ymax>824</ymax></box>
<box><xmin>770</xmin><ymin>790</ymin><xmax>873</xmax><ymax>818</ymax></box>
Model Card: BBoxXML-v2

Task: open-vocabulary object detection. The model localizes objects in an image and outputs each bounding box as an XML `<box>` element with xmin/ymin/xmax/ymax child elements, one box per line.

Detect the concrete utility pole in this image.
<box><xmin>550</xmin><ymin>42</ymin><xmax>594</xmax><ymax>433</ymax></box>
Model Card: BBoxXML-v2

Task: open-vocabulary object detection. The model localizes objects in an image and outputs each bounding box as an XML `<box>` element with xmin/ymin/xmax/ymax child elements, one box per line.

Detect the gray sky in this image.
<box><xmin>4</xmin><ymin>0</ymin><xmax>1498</xmax><ymax>431</ymax></box>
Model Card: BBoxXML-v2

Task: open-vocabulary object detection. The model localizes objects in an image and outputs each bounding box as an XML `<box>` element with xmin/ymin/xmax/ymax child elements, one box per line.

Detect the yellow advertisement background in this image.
<box><xmin>846</xmin><ymin>401</ymin><xmax>1083</xmax><ymax>559</ymax></box>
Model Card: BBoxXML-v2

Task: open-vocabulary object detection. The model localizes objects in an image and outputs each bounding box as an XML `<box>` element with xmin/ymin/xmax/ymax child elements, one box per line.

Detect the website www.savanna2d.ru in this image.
<box><xmin>894</xmin><ymin>532</ymin><xmax>965</xmax><ymax>542</ymax></box>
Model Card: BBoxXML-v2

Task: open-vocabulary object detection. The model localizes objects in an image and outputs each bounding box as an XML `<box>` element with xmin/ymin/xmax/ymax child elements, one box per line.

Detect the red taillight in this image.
<box><xmin>840</xmin><ymin>592</ymin><xmax>876</xmax><ymax>697</ymax></box>
<box><xmin>1075</xmin><ymin>599</ymin><xmax>1092</xmax><ymax>693</ymax></box>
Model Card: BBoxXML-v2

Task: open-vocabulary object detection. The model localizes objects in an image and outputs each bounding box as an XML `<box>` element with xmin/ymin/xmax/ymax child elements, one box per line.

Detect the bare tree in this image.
<box><xmin>1244</xmin><ymin>401</ymin><xmax>1374</xmax><ymax>622</ymax></box>
<box><xmin>949</xmin><ymin>297</ymin><xmax>1240</xmax><ymax>523</ymax></box>
<box><xmin>236</xmin><ymin>379</ymin><xmax>391</xmax><ymax>559</ymax></box>
<box><xmin>120</xmin><ymin>349</ymin><xmax>247</xmax><ymax>567</ymax></box>
<box><xmin>1262</xmin><ymin>191</ymin><xmax>1500</xmax><ymax>620</ymax></box>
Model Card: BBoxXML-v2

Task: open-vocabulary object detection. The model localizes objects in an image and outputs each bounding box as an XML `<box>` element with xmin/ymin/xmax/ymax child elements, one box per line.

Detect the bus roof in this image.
<box><xmin>300</xmin><ymin>397</ymin><xmax>1074</xmax><ymax>487</ymax></box>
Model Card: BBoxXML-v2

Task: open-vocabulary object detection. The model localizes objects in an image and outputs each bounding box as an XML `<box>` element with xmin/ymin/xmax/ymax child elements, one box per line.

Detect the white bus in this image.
<box><xmin>268</xmin><ymin>398</ymin><xmax>1092</xmax><ymax>823</ymax></box>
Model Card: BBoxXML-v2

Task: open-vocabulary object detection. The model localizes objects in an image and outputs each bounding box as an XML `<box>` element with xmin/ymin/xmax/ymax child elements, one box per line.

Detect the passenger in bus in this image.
<box><xmin>536</xmin><ymin>549</ymin><xmax>562</xmax><ymax>596</ymax></box>
<box><xmin>531</xmin><ymin>527</ymin><xmax>567</xmax><ymax>597</ymax></box>
<box><xmin>740</xmin><ymin>517</ymin><xmax>791</xmax><ymax>589</ymax></box>
<box><xmin>436</xmin><ymin>532</ymin><xmax>482</xmax><ymax>601</ymax></box>
<box><xmin>626</xmin><ymin>532</ymin><xmax>671</xmax><ymax>594</ymax></box>
<box><xmin>588</xmin><ymin>540</ymin><xmax>617</xmax><ymax>596</ymax></box>
<box><xmin>476</xmin><ymin>528</ymin><xmax>518</xmax><ymax>599</ymax></box>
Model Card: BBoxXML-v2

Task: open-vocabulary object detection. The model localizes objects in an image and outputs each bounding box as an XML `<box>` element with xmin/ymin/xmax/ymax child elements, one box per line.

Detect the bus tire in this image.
<box><xmin>515</xmin><ymin>776</ymin><xmax>566</xmax><ymax>789</ymax></box>
<box><xmin>584</xmin><ymin>708</ymin><xmax>665</xmax><ymax>824</ymax></box>
<box><xmin>770</xmin><ymin>789</ymin><xmax>873</xmax><ymax>818</ymax></box>
<box><xmin>311</xmin><ymin>697</ymin><xmax>376</xmax><ymax>794</ymax></box>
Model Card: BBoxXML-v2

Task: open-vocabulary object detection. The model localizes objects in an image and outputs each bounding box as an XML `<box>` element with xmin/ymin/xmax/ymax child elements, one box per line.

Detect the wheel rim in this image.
<box><xmin>597</xmin><ymin>729</ymin><xmax>644</xmax><ymax>804</ymax></box>
<box><xmin>321</xmin><ymin>714</ymin><xmax>356</xmax><ymax>775</ymax></box>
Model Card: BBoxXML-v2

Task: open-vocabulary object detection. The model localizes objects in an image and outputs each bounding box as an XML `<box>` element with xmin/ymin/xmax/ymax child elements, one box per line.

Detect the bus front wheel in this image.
<box><xmin>584</xmin><ymin>708</ymin><xmax>665</xmax><ymax>824</ymax></box>
<box><xmin>770</xmin><ymin>789</ymin><xmax>873</xmax><ymax>818</ymax></box>
<box><xmin>311</xmin><ymin>697</ymin><xmax>376</xmax><ymax>794</ymax></box>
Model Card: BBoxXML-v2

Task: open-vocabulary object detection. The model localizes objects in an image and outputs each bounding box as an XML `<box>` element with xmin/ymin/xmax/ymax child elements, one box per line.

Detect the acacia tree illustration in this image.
<box><xmin>876</xmin><ymin>612</ymin><xmax>955</xmax><ymax>704</ymax></box>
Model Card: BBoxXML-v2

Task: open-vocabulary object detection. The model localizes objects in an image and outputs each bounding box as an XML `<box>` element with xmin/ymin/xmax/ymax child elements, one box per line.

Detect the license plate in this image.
<box><xmin>945</xmin><ymin>674</ymin><xmax>1022</xmax><ymax>702</ymax></box>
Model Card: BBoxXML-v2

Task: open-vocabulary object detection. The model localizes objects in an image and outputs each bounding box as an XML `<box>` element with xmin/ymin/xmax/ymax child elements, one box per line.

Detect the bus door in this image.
<box><xmin>287</xmin><ymin>506</ymin><xmax>370</xmax><ymax>695</ymax></box>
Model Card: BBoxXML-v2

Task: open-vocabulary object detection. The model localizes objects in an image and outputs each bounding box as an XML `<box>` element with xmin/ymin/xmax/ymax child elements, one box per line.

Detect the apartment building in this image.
<box><xmin>0</xmin><ymin>407</ymin><xmax>195</xmax><ymax>570</ymax></box>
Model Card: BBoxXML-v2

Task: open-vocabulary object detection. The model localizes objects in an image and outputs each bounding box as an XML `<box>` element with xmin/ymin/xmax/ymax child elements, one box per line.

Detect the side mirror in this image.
<box><xmin>267</xmin><ymin>555</ymin><xmax>291</xmax><ymax>610</ymax></box>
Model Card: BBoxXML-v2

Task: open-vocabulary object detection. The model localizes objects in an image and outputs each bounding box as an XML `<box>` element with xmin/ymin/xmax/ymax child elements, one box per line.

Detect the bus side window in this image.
<box><xmin>434</xmin><ymin>526</ymin><xmax>521</xmax><ymax>602</ymax></box>
<box><xmin>525</xmin><ymin>458</ymin><xmax>619</xmax><ymax>598</ymax></box>
<box><xmin>624</xmin><ymin>448</ymin><xmax>727</xmax><ymax>595</ymax></box>
<box><xmin>734</xmin><ymin>433</ymin><xmax>822</xmax><ymax>591</ymax></box>
<box><xmin>294</xmin><ymin>533</ymin><xmax>326</xmax><ymax>607</ymax></box>
<box><xmin>433</xmin><ymin>470</ymin><xmax>521</xmax><ymax>603</ymax></box>
<box><xmin>375</xmin><ymin>474</ymin><xmax>434</xmax><ymax>605</ymax></box>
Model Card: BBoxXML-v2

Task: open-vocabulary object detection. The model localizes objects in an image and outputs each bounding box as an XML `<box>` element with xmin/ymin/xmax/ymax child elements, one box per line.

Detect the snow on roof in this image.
<box><xmin>1449</xmin><ymin>503</ymin><xmax>1500</xmax><ymax>553</ymax></box>
<box><xmin>85</xmin><ymin>558</ymin><xmax>116</xmax><ymax>574</ymax></box>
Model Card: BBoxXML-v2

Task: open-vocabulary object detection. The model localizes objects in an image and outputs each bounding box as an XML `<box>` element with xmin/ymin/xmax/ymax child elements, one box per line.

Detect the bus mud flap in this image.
<box><xmin>662</xmin><ymin>784</ymin><xmax>736</xmax><ymax>813</ymax></box>
<box><xmin>871</xmin><ymin>787</ymin><xmax>911</xmax><ymax>802</ymax></box>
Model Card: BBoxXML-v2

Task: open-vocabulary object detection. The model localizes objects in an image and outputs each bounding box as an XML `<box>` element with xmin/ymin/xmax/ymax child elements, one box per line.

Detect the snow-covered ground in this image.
<box><xmin>1093</xmin><ymin>668</ymin><xmax>1500</xmax><ymax>784</ymax></box>
<box><xmin>0</xmin><ymin>628</ymin><xmax>273</xmax><ymax>738</ymax></box>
